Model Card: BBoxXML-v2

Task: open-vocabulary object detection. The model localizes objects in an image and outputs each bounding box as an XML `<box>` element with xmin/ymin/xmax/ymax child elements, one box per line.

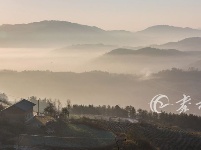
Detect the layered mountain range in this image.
<box><xmin>1</xmin><ymin>21</ymin><xmax>201</xmax><ymax>47</ymax></box>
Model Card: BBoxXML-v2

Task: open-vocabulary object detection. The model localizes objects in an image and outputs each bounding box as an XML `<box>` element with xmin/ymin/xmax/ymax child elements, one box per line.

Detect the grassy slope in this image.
<box><xmin>20</xmin><ymin>121</ymin><xmax>115</xmax><ymax>148</ymax></box>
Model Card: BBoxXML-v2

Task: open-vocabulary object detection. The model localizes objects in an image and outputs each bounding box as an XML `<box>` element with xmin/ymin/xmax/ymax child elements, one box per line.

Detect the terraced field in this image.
<box><xmin>15</xmin><ymin>118</ymin><xmax>201</xmax><ymax>150</ymax></box>
<box><xmin>91</xmin><ymin>120</ymin><xmax>201</xmax><ymax>150</ymax></box>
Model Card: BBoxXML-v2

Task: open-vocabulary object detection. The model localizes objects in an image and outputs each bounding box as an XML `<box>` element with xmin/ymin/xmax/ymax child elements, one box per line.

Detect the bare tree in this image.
<box><xmin>57</xmin><ymin>99</ymin><xmax>62</xmax><ymax>112</ymax></box>
<box><xmin>66</xmin><ymin>99</ymin><xmax>71</xmax><ymax>110</ymax></box>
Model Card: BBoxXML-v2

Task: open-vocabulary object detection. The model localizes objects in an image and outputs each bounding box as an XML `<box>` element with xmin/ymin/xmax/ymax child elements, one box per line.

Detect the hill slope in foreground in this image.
<box><xmin>20</xmin><ymin>124</ymin><xmax>115</xmax><ymax>149</ymax></box>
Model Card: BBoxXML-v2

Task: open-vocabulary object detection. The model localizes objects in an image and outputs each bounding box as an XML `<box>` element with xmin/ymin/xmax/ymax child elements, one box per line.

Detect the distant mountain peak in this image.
<box><xmin>144</xmin><ymin>25</ymin><xmax>194</xmax><ymax>30</ymax></box>
<box><xmin>106</xmin><ymin>47</ymin><xmax>183</xmax><ymax>56</ymax></box>
<box><xmin>177</xmin><ymin>37</ymin><xmax>201</xmax><ymax>42</ymax></box>
<box><xmin>158</xmin><ymin>37</ymin><xmax>201</xmax><ymax>51</ymax></box>
<box><xmin>137</xmin><ymin>25</ymin><xmax>198</xmax><ymax>34</ymax></box>
<box><xmin>0</xmin><ymin>20</ymin><xmax>104</xmax><ymax>32</ymax></box>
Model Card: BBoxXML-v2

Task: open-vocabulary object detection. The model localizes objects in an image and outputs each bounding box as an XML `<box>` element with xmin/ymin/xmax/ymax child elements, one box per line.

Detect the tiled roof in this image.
<box><xmin>14</xmin><ymin>99</ymin><xmax>36</xmax><ymax>111</ymax></box>
<box><xmin>0</xmin><ymin>99</ymin><xmax>36</xmax><ymax>113</ymax></box>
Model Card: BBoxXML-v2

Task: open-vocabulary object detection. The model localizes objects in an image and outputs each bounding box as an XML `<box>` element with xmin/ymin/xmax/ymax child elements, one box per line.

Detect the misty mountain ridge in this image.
<box><xmin>1</xmin><ymin>20</ymin><xmax>201</xmax><ymax>47</ymax></box>
<box><xmin>105</xmin><ymin>47</ymin><xmax>185</xmax><ymax>57</ymax></box>
<box><xmin>137</xmin><ymin>25</ymin><xmax>201</xmax><ymax>35</ymax></box>
<box><xmin>156</xmin><ymin>37</ymin><xmax>201</xmax><ymax>51</ymax></box>
<box><xmin>92</xmin><ymin>47</ymin><xmax>201</xmax><ymax>74</ymax></box>
<box><xmin>136</xmin><ymin>25</ymin><xmax>201</xmax><ymax>44</ymax></box>
<box><xmin>0</xmin><ymin>20</ymin><xmax>136</xmax><ymax>47</ymax></box>
<box><xmin>0</xmin><ymin>20</ymin><xmax>104</xmax><ymax>33</ymax></box>
<box><xmin>1</xmin><ymin>69</ymin><xmax>201</xmax><ymax>115</ymax></box>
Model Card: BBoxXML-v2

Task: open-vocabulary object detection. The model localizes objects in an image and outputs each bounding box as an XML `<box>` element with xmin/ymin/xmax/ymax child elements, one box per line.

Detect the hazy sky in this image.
<box><xmin>0</xmin><ymin>0</ymin><xmax>201</xmax><ymax>31</ymax></box>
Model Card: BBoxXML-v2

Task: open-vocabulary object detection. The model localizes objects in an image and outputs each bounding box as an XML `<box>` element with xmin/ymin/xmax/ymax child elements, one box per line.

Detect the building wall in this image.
<box><xmin>1</xmin><ymin>106</ymin><xmax>34</xmax><ymax>122</ymax></box>
<box><xmin>24</xmin><ymin>108</ymin><xmax>34</xmax><ymax>121</ymax></box>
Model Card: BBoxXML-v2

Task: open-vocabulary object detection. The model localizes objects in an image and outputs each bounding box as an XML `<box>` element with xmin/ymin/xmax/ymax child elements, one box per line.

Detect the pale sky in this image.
<box><xmin>0</xmin><ymin>0</ymin><xmax>200</xmax><ymax>31</ymax></box>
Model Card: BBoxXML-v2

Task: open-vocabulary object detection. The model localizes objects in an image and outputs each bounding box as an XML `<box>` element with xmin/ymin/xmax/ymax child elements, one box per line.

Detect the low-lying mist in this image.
<box><xmin>0</xmin><ymin>48</ymin><xmax>105</xmax><ymax>72</ymax></box>
<box><xmin>0</xmin><ymin>69</ymin><xmax>201</xmax><ymax>115</ymax></box>
<box><xmin>0</xmin><ymin>46</ymin><xmax>201</xmax><ymax>115</ymax></box>
<box><xmin>1</xmin><ymin>47</ymin><xmax>201</xmax><ymax>75</ymax></box>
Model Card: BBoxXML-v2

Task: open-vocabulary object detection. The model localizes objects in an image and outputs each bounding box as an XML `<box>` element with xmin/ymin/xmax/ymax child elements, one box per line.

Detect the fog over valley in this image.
<box><xmin>0</xmin><ymin>21</ymin><xmax>201</xmax><ymax>114</ymax></box>
<box><xmin>2</xmin><ymin>2</ymin><xmax>201</xmax><ymax>149</ymax></box>
<box><xmin>0</xmin><ymin>69</ymin><xmax>200</xmax><ymax>115</ymax></box>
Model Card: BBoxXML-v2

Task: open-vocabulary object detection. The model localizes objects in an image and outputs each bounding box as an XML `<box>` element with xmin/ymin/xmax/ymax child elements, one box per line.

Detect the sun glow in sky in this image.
<box><xmin>0</xmin><ymin>0</ymin><xmax>201</xmax><ymax>31</ymax></box>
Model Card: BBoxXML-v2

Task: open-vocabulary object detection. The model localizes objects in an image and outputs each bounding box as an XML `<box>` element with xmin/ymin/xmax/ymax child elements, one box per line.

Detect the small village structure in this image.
<box><xmin>0</xmin><ymin>99</ymin><xmax>35</xmax><ymax>122</ymax></box>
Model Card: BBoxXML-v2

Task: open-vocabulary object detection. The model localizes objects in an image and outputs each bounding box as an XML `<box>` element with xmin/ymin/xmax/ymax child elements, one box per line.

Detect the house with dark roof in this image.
<box><xmin>0</xmin><ymin>99</ymin><xmax>36</xmax><ymax>122</ymax></box>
